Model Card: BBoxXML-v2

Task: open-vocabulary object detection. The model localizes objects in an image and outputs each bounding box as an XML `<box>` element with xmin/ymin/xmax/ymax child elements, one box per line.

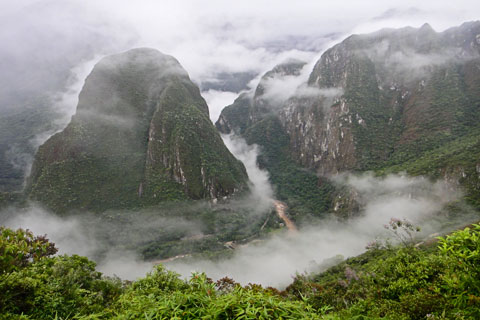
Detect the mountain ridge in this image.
<box><xmin>216</xmin><ymin>21</ymin><xmax>480</xmax><ymax>216</ymax></box>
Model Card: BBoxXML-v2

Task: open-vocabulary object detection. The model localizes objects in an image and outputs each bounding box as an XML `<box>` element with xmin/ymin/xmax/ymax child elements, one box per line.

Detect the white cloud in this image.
<box><xmin>166</xmin><ymin>173</ymin><xmax>472</xmax><ymax>288</ymax></box>
<box><xmin>222</xmin><ymin>134</ymin><xmax>274</xmax><ymax>213</ymax></box>
<box><xmin>3</xmin><ymin>0</ymin><xmax>480</xmax><ymax>128</ymax></box>
<box><xmin>201</xmin><ymin>90</ymin><xmax>238</xmax><ymax>123</ymax></box>
<box><xmin>1</xmin><ymin>172</ymin><xmax>476</xmax><ymax>287</ymax></box>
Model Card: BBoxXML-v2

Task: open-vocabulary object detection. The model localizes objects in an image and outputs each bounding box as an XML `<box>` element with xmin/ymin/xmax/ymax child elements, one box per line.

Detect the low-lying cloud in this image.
<box><xmin>222</xmin><ymin>134</ymin><xmax>274</xmax><ymax>213</ymax></box>
<box><xmin>202</xmin><ymin>90</ymin><xmax>239</xmax><ymax>123</ymax></box>
<box><xmin>0</xmin><ymin>204</ymin><xmax>205</xmax><ymax>280</ymax></box>
<box><xmin>1</xmin><ymin>206</ymin><xmax>98</xmax><ymax>257</ymax></box>
<box><xmin>1</xmin><ymin>172</ymin><xmax>478</xmax><ymax>288</ymax></box>
<box><xmin>361</xmin><ymin>38</ymin><xmax>477</xmax><ymax>83</ymax></box>
<box><xmin>50</xmin><ymin>56</ymin><xmax>103</xmax><ymax>130</ymax></box>
<box><xmin>166</xmin><ymin>172</ymin><xmax>476</xmax><ymax>288</ymax></box>
<box><xmin>260</xmin><ymin>73</ymin><xmax>308</xmax><ymax>106</ymax></box>
<box><xmin>254</xmin><ymin>58</ymin><xmax>343</xmax><ymax>112</ymax></box>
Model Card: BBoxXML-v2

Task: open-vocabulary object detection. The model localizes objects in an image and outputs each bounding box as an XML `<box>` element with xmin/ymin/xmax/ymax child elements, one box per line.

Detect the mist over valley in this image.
<box><xmin>1</xmin><ymin>1</ymin><xmax>480</xmax><ymax>318</ymax></box>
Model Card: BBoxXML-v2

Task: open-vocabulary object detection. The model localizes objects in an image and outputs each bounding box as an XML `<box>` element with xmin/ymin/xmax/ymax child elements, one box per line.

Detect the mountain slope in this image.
<box><xmin>301</xmin><ymin>22</ymin><xmax>480</xmax><ymax>173</ymax></box>
<box><xmin>27</xmin><ymin>48</ymin><xmax>248</xmax><ymax>213</ymax></box>
<box><xmin>217</xmin><ymin>21</ymin><xmax>480</xmax><ymax>214</ymax></box>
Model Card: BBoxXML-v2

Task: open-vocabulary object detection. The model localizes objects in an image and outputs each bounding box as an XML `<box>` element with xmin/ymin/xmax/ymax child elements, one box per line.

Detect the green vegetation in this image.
<box><xmin>132</xmin><ymin>202</ymin><xmax>279</xmax><ymax>260</ymax></box>
<box><xmin>0</xmin><ymin>227</ymin><xmax>318</xmax><ymax>319</ymax></box>
<box><xmin>145</xmin><ymin>78</ymin><xmax>247</xmax><ymax>201</ymax></box>
<box><xmin>0</xmin><ymin>227</ymin><xmax>122</xmax><ymax>319</ymax></box>
<box><xmin>3</xmin><ymin>30</ymin><xmax>480</xmax><ymax>318</ymax></box>
<box><xmin>215</xmin><ymin>93</ymin><xmax>252</xmax><ymax>134</ymax></box>
<box><xmin>304</xmin><ymin>33</ymin><xmax>480</xmax><ymax>210</ymax></box>
<box><xmin>111</xmin><ymin>271</ymin><xmax>318</xmax><ymax>319</ymax></box>
<box><xmin>2</xmin><ymin>222</ymin><xmax>480</xmax><ymax>319</ymax></box>
<box><xmin>216</xmin><ymin>50</ymin><xmax>480</xmax><ymax>223</ymax></box>
<box><xmin>29</xmin><ymin>154</ymin><xmax>155</xmax><ymax>214</ymax></box>
<box><xmin>17</xmin><ymin>199</ymin><xmax>280</xmax><ymax>263</ymax></box>
<box><xmin>376</xmin><ymin>62</ymin><xmax>480</xmax><ymax>170</ymax></box>
<box><xmin>286</xmin><ymin>223</ymin><xmax>480</xmax><ymax>319</ymax></box>
<box><xmin>26</xmin><ymin>49</ymin><xmax>248</xmax><ymax>213</ymax></box>
<box><xmin>343</xmin><ymin>55</ymin><xmax>400</xmax><ymax>170</ymax></box>
<box><xmin>341</xmin><ymin>55</ymin><xmax>480</xmax><ymax>174</ymax></box>
<box><xmin>377</xmin><ymin>129</ymin><xmax>480</xmax><ymax>209</ymax></box>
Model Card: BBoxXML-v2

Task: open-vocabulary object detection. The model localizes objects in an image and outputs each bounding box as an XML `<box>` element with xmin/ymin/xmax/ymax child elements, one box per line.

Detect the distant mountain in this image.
<box><xmin>217</xmin><ymin>59</ymin><xmax>307</xmax><ymax>134</ymax></box>
<box><xmin>0</xmin><ymin>101</ymin><xmax>60</xmax><ymax>192</ymax></box>
<box><xmin>217</xmin><ymin>21</ymin><xmax>480</xmax><ymax>216</ymax></box>
<box><xmin>27</xmin><ymin>48</ymin><xmax>248</xmax><ymax>213</ymax></box>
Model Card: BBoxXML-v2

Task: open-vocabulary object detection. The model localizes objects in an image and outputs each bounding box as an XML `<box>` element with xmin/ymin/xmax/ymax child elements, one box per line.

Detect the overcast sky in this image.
<box><xmin>1</xmin><ymin>0</ymin><xmax>480</xmax><ymax>120</ymax></box>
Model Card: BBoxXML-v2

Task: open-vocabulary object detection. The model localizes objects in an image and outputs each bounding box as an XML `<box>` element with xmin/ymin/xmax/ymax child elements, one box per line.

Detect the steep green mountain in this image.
<box><xmin>216</xmin><ymin>59</ymin><xmax>337</xmax><ymax>221</ymax></box>
<box><xmin>27</xmin><ymin>48</ymin><xmax>248</xmax><ymax>213</ymax></box>
<box><xmin>216</xmin><ymin>21</ymin><xmax>480</xmax><ymax>215</ymax></box>
<box><xmin>302</xmin><ymin>22</ymin><xmax>480</xmax><ymax>172</ymax></box>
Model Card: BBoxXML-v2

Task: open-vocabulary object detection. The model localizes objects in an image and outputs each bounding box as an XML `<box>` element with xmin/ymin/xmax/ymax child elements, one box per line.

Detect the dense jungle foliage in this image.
<box><xmin>1</xmin><ymin>223</ymin><xmax>479</xmax><ymax>319</ymax></box>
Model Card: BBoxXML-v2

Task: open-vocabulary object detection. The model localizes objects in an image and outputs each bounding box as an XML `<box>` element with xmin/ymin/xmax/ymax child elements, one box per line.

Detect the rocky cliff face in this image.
<box><xmin>218</xmin><ymin>22</ymin><xmax>480</xmax><ymax>172</ymax></box>
<box><xmin>27</xmin><ymin>48</ymin><xmax>248</xmax><ymax>213</ymax></box>
<box><xmin>216</xmin><ymin>21</ymin><xmax>480</xmax><ymax>214</ymax></box>
<box><xmin>300</xmin><ymin>22</ymin><xmax>480</xmax><ymax>174</ymax></box>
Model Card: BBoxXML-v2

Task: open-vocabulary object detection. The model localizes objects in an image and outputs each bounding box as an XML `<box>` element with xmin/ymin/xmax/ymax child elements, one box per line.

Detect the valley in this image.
<box><xmin>1</xmin><ymin>4</ymin><xmax>480</xmax><ymax>317</ymax></box>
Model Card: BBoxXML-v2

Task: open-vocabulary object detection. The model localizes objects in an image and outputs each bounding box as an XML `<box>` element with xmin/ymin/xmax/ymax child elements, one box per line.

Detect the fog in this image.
<box><xmin>202</xmin><ymin>90</ymin><xmax>239</xmax><ymax>122</ymax></box>
<box><xmin>260</xmin><ymin>71</ymin><xmax>345</xmax><ymax>110</ymax></box>
<box><xmin>0</xmin><ymin>130</ymin><xmax>277</xmax><ymax>281</ymax></box>
<box><xmin>2</xmin><ymin>207</ymin><xmax>98</xmax><ymax>257</ymax></box>
<box><xmin>0</xmin><ymin>204</ymin><xmax>206</xmax><ymax>280</ymax></box>
<box><xmin>222</xmin><ymin>134</ymin><xmax>274</xmax><ymax>213</ymax></box>
<box><xmin>1</xmin><ymin>0</ymin><xmax>480</xmax><ymax>288</ymax></box>
<box><xmin>164</xmin><ymin>172</ymin><xmax>477</xmax><ymax>288</ymax></box>
<box><xmin>50</xmin><ymin>56</ymin><xmax>105</xmax><ymax>128</ymax></box>
<box><xmin>2</xmin><ymin>171</ymin><xmax>477</xmax><ymax>287</ymax></box>
<box><xmin>360</xmin><ymin>38</ymin><xmax>480</xmax><ymax>84</ymax></box>
<box><xmin>2</xmin><ymin>0</ymin><xmax>480</xmax><ymax>186</ymax></box>
<box><xmin>3</xmin><ymin>0</ymin><xmax>480</xmax><ymax>112</ymax></box>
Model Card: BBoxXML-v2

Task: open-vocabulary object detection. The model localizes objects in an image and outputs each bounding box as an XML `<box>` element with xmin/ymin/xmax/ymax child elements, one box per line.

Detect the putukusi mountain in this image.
<box><xmin>26</xmin><ymin>48</ymin><xmax>248</xmax><ymax>213</ymax></box>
